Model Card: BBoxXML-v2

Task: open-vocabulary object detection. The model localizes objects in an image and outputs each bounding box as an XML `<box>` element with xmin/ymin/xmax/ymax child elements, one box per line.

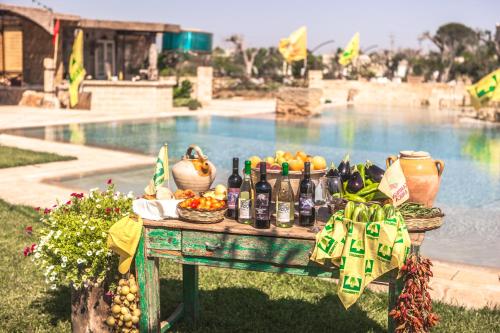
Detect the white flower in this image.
<box><xmin>49</xmin><ymin>276</ymin><xmax>55</xmax><ymax>282</ymax></box>
<box><xmin>34</xmin><ymin>253</ymin><xmax>41</xmax><ymax>259</ymax></box>
<box><xmin>89</xmin><ymin>188</ymin><xmax>98</xmax><ymax>193</ymax></box>
<box><xmin>54</xmin><ymin>248</ymin><xmax>59</xmax><ymax>254</ymax></box>
<box><xmin>89</xmin><ymin>226</ymin><xmax>95</xmax><ymax>231</ymax></box>
<box><xmin>47</xmin><ymin>265</ymin><xmax>54</xmax><ymax>271</ymax></box>
<box><xmin>76</xmin><ymin>232</ymin><xmax>81</xmax><ymax>236</ymax></box>
<box><xmin>96</xmin><ymin>198</ymin><xmax>101</xmax><ymax>203</ymax></box>
<box><xmin>61</xmin><ymin>262</ymin><xmax>66</xmax><ymax>268</ymax></box>
<box><xmin>96</xmin><ymin>204</ymin><xmax>101</xmax><ymax>208</ymax></box>
<box><xmin>86</xmin><ymin>250</ymin><xmax>92</xmax><ymax>256</ymax></box>
<box><xmin>77</xmin><ymin>242</ymin><xmax>82</xmax><ymax>247</ymax></box>
<box><xmin>127</xmin><ymin>191</ymin><xmax>134</xmax><ymax>198</ymax></box>
<box><xmin>83</xmin><ymin>220</ymin><xmax>88</xmax><ymax>225</ymax></box>
<box><xmin>77</xmin><ymin>258</ymin><xmax>84</xmax><ymax>264</ymax></box>
<box><xmin>96</xmin><ymin>240</ymin><xmax>102</xmax><ymax>245</ymax></box>
<box><xmin>51</xmin><ymin>284</ymin><xmax>57</xmax><ymax>290</ymax></box>
<box><xmin>101</xmin><ymin>232</ymin><xmax>106</xmax><ymax>237</ymax></box>
<box><xmin>62</xmin><ymin>256</ymin><xmax>68</xmax><ymax>262</ymax></box>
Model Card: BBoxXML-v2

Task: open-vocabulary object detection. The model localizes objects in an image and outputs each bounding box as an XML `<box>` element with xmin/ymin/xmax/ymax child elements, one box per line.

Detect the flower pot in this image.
<box><xmin>386</xmin><ymin>151</ymin><xmax>444</xmax><ymax>207</ymax></box>
<box><xmin>172</xmin><ymin>144</ymin><xmax>216</xmax><ymax>191</ymax></box>
<box><xmin>71</xmin><ymin>284</ymin><xmax>109</xmax><ymax>333</ymax></box>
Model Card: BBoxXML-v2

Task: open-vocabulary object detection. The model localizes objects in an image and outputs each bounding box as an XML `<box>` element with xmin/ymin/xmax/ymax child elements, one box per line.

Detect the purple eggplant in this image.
<box><xmin>326</xmin><ymin>163</ymin><xmax>340</xmax><ymax>177</ymax></box>
<box><xmin>347</xmin><ymin>166</ymin><xmax>365</xmax><ymax>193</ymax></box>
<box><xmin>365</xmin><ymin>160</ymin><xmax>385</xmax><ymax>182</ymax></box>
<box><xmin>338</xmin><ymin>154</ymin><xmax>351</xmax><ymax>182</ymax></box>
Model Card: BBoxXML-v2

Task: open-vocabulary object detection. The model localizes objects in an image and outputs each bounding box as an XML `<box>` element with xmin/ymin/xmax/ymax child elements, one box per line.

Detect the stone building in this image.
<box><xmin>0</xmin><ymin>3</ymin><xmax>212</xmax><ymax>111</ymax></box>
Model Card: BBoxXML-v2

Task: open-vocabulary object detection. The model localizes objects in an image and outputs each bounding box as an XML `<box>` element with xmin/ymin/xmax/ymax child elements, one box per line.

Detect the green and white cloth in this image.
<box><xmin>311</xmin><ymin>210</ymin><xmax>411</xmax><ymax>309</ymax></box>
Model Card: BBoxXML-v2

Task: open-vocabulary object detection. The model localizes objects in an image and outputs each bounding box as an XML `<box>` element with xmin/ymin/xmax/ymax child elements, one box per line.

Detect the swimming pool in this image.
<box><xmin>8</xmin><ymin>106</ymin><xmax>500</xmax><ymax>267</ymax></box>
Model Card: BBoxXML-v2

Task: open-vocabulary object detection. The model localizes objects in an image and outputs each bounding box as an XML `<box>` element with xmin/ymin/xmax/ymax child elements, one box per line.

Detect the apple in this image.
<box><xmin>276</xmin><ymin>156</ymin><xmax>287</xmax><ymax>166</ymax></box>
<box><xmin>270</xmin><ymin>163</ymin><xmax>282</xmax><ymax>170</ymax></box>
<box><xmin>275</xmin><ymin>150</ymin><xmax>285</xmax><ymax>159</ymax></box>
<box><xmin>265</xmin><ymin>156</ymin><xmax>275</xmax><ymax>165</ymax></box>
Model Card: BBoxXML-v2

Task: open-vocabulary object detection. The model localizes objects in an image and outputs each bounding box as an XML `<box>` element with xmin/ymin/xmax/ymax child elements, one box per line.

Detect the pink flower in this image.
<box><xmin>107</xmin><ymin>179</ymin><xmax>112</xmax><ymax>184</ymax></box>
<box><xmin>43</xmin><ymin>208</ymin><xmax>51</xmax><ymax>215</ymax></box>
<box><xmin>105</xmin><ymin>208</ymin><xmax>112</xmax><ymax>214</ymax></box>
<box><xmin>66</xmin><ymin>200</ymin><xmax>72</xmax><ymax>205</ymax></box>
<box><xmin>25</xmin><ymin>226</ymin><xmax>33</xmax><ymax>235</ymax></box>
<box><xmin>114</xmin><ymin>207</ymin><xmax>120</xmax><ymax>213</ymax></box>
<box><xmin>31</xmin><ymin>243</ymin><xmax>37</xmax><ymax>251</ymax></box>
<box><xmin>23</xmin><ymin>243</ymin><xmax>36</xmax><ymax>257</ymax></box>
<box><xmin>34</xmin><ymin>207</ymin><xmax>40</xmax><ymax>212</ymax></box>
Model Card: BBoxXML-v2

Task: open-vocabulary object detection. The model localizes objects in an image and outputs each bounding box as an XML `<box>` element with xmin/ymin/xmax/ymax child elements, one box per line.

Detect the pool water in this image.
<box><xmin>9</xmin><ymin>106</ymin><xmax>500</xmax><ymax>267</ymax></box>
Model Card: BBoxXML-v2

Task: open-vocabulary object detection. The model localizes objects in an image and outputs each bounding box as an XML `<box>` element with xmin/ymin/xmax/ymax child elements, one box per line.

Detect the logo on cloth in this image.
<box><xmin>340</xmin><ymin>255</ymin><xmax>346</xmax><ymax>271</ymax></box>
<box><xmin>365</xmin><ymin>259</ymin><xmax>374</xmax><ymax>276</ymax></box>
<box><xmin>366</xmin><ymin>222</ymin><xmax>380</xmax><ymax>239</ymax></box>
<box><xmin>384</xmin><ymin>217</ymin><xmax>397</xmax><ymax>226</ymax></box>
<box><xmin>347</xmin><ymin>221</ymin><xmax>354</xmax><ymax>235</ymax></box>
<box><xmin>395</xmin><ymin>229</ymin><xmax>404</xmax><ymax>244</ymax></box>
<box><xmin>318</xmin><ymin>236</ymin><xmax>337</xmax><ymax>255</ymax></box>
<box><xmin>377</xmin><ymin>243</ymin><xmax>393</xmax><ymax>262</ymax></box>
<box><xmin>342</xmin><ymin>275</ymin><xmax>362</xmax><ymax>294</ymax></box>
<box><xmin>349</xmin><ymin>239</ymin><xmax>365</xmax><ymax>257</ymax></box>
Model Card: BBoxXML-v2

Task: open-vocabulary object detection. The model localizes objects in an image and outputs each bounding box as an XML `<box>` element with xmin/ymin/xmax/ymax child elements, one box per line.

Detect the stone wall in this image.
<box><xmin>276</xmin><ymin>87</ymin><xmax>323</xmax><ymax>118</ymax></box>
<box><xmin>22</xmin><ymin>18</ymin><xmax>52</xmax><ymax>85</ymax></box>
<box><xmin>0</xmin><ymin>86</ymin><xmax>32</xmax><ymax>105</ymax></box>
<box><xmin>81</xmin><ymin>80</ymin><xmax>174</xmax><ymax>112</ymax></box>
<box><xmin>315</xmin><ymin>79</ymin><xmax>468</xmax><ymax>109</ymax></box>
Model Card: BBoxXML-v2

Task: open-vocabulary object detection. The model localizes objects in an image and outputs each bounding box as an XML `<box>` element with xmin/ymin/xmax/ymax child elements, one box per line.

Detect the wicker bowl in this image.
<box><xmin>405</xmin><ymin>215</ymin><xmax>444</xmax><ymax>232</ymax></box>
<box><xmin>176</xmin><ymin>203</ymin><xmax>227</xmax><ymax>224</ymax></box>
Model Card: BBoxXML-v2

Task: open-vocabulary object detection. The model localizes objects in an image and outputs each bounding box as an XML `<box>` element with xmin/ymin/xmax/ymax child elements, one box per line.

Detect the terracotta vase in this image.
<box><xmin>71</xmin><ymin>284</ymin><xmax>109</xmax><ymax>333</ymax></box>
<box><xmin>172</xmin><ymin>144</ymin><xmax>216</xmax><ymax>191</ymax></box>
<box><xmin>386</xmin><ymin>151</ymin><xmax>444</xmax><ymax>207</ymax></box>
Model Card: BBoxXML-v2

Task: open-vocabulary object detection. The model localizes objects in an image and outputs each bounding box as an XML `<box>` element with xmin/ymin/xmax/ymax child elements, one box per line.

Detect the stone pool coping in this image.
<box><xmin>0</xmin><ymin>110</ymin><xmax>499</xmax><ymax>309</ymax></box>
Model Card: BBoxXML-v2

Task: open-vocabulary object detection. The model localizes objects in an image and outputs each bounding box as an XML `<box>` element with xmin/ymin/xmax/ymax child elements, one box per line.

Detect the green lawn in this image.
<box><xmin>0</xmin><ymin>145</ymin><xmax>75</xmax><ymax>169</ymax></box>
<box><xmin>1</xmin><ymin>199</ymin><xmax>499</xmax><ymax>332</ymax></box>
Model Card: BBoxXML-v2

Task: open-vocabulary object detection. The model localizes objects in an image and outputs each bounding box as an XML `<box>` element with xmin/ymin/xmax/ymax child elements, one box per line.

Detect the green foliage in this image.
<box><xmin>33</xmin><ymin>182</ymin><xmax>133</xmax><ymax>290</ymax></box>
<box><xmin>173</xmin><ymin>97</ymin><xmax>202</xmax><ymax>110</ymax></box>
<box><xmin>187</xmin><ymin>99</ymin><xmax>202</xmax><ymax>110</ymax></box>
<box><xmin>174</xmin><ymin>80</ymin><xmax>193</xmax><ymax>99</ymax></box>
<box><xmin>0</xmin><ymin>145</ymin><xmax>75</xmax><ymax>169</ymax></box>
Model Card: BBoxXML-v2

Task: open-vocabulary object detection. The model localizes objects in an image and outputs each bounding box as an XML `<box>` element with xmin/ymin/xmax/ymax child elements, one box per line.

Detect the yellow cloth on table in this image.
<box><xmin>310</xmin><ymin>210</ymin><xmax>411</xmax><ymax>309</ymax></box>
<box><xmin>107</xmin><ymin>215</ymin><xmax>143</xmax><ymax>274</ymax></box>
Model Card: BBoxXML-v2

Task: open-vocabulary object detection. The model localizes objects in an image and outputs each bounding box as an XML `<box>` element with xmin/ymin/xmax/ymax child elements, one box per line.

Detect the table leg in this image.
<box><xmin>136</xmin><ymin>231</ymin><xmax>160</xmax><ymax>333</ymax></box>
<box><xmin>182</xmin><ymin>264</ymin><xmax>199</xmax><ymax>323</ymax></box>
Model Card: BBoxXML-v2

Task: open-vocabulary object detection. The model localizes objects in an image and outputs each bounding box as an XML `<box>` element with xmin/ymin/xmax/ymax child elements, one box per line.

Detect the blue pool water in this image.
<box><xmin>8</xmin><ymin>106</ymin><xmax>500</xmax><ymax>267</ymax></box>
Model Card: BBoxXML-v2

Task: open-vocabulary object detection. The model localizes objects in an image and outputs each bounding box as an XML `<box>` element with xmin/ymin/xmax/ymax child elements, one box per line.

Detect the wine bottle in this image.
<box><xmin>299</xmin><ymin>162</ymin><xmax>316</xmax><ymax>226</ymax></box>
<box><xmin>238</xmin><ymin>160</ymin><xmax>253</xmax><ymax>225</ymax></box>
<box><xmin>253</xmin><ymin>162</ymin><xmax>271</xmax><ymax>229</ymax></box>
<box><xmin>227</xmin><ymin>157</ymin><xmax>243</xmax><ymax>219</ymax></box>
<box><xmin>275</xmin><ymin>162</ymin><xmax>294</xmax><ymax>228</ymax></box>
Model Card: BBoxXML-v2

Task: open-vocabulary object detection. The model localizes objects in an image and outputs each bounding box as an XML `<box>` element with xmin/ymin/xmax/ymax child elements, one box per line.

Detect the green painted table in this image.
<box><xmin>135</xmin><ymin>218</ymin><xmax>405</xmax><ymax>332</ymax></box>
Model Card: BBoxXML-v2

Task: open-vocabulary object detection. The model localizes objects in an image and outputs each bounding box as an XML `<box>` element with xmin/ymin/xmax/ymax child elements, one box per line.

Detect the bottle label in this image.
<box><xmin>255</xmin><ymin>193</ymin><xmax>270</xmax><ymax>220</ymax></box>
<box><xmin>239</xmin><ymin>198</ymin><xmax>251</xmax><ymax>219</ymax></box>
<box><xmin>276</xmin><ymin>202</ymin><xmax>291</xmax><ymax>223</ymax></box>
<box><xmin>227</xmin><ymin>188</ymin><xmax>240</xmax><ymax>209</ymax></box>
<box><xmin>299</xmin><ymin>193</ymin><xmax>314</xmax><ymax>216</ymax></box>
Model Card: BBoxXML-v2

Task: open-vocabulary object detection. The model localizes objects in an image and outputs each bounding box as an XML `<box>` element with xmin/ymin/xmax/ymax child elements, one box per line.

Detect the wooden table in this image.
<box><xmin>135</xmin><ymin>218</ymin><xmax>405</xmax><ymax>332</ymax></box>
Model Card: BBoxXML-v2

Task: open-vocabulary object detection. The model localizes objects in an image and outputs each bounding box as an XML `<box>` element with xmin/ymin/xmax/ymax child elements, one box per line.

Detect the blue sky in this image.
<box><xmin>8</xmin><ymin>0</ymin><xmax>500</xmax><ymax>52</ymax></box>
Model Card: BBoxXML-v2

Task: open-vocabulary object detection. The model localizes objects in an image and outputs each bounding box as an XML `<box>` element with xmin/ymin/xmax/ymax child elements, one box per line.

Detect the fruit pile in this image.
<box><xmin>249</xmin><ymin>150</ymin><xmax>327</xmax><ymax>171</ymax></box>
<box><xmin>342</xmin><ymin>201</ymin><xmax>396</xmax><ymax>222</ymax></box>
<box><xmin>106</xmin><ymin>275</ymin><xmax>141</xmax><ymax>332</ymax></box>
<box><xmin>328</xmin><ymin>154</ymin><xmax>387</xmax><ymax>202</ymax></box>
<box><xmin>179</xmin><ymin>196</ymin><xmax>226</xmax><ymax>211</ymax></box>
<box><xmin>202</xmin><ymin>184</ymin><xmax>227</xmax><ymax>201</ymax></box>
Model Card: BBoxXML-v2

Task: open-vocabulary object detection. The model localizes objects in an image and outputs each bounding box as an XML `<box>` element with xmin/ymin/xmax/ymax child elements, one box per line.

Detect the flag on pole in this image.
<box><xmin>144</xmin><ymin>144</ymin><xmax>170</xmax><ymax>195</ymax></box>
<box><xmin>467</xmin><ymin>69</ymin><xmax>500</xmax><ymax>109</ymax></box>
<box><xmin>278</xmin><ymin>26</ymin><xmax>307</xmax><ymax>63</ymax></box>
<box><xmin>52</xmin><ymin>19</ymin><xmax>60</xmax><ymax>45</ymax></box>
<box><xmin>69</xmin><ymin>29</ymin><xmax>86</xmax><ymax>108</ymax></box>
<box><xmin>339</xmin><ymin>32</ymin><xmax>360</xmax><ymax>66</ymax></box>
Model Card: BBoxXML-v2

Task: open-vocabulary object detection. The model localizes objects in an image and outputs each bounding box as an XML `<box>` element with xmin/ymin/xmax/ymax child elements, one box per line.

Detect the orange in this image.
<box><xmin>289</xmin><ymin>159</ymin><xmax>305</xmax><ymax>172</ymax></box>
<box><xmin>283</xmin><ymin>152</ymin><xmax>294</xmax><ymax>161</ymax></box>
<box><xmin>296</xmin><ymin>151</ymin><xmax>308</xmax><ymax>162</ymax></box>
<box><xmin>312</xmin><ymin>156</ymin><xmax>327</xmax><ymax>170</ymax></box>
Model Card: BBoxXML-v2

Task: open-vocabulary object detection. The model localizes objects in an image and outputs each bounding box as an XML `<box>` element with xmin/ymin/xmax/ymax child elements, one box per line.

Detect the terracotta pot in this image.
<box><xmin>71</xmin><ymin>284</ymin><xmax>109</xmax><ymax>333</ymax></box>
<box><xmin>172</xmin><ymin>144</ymin><xmax>216</xmax><ymax>191</ymax></box>
<box><xmin>386</xmin><ymin>151</ymin><xmax>444</xmax><ymax>207</ymax></box>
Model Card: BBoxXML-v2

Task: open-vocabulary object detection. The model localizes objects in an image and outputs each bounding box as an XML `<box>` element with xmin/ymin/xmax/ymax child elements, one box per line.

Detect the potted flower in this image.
<box><xmin>32</xmin><ymin>180</ymin><xmax>133</xmax><ymax>332</ymax></box>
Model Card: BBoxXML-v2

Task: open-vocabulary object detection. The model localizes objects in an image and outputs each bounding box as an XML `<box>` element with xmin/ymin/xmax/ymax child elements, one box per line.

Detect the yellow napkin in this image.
<box><xmin>311</xmin><ymin>210</ymin><xmax>411</xmax><ymax>308</ymax></box>
<box><xmin>107</xmin><ymin>215</ymin><xmax>143</xmax><ymax>274</ymax></box>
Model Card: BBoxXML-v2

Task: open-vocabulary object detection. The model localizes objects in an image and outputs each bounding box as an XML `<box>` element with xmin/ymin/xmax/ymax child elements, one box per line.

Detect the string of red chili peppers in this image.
<box><xmin>389</xmin><ymin>254</ymin><xmax>439</xmax><ymax>333</ymax></box>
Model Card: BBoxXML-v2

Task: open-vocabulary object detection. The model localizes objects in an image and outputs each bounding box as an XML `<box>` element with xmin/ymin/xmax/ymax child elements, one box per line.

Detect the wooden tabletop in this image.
<box><xmin>143</xmin><ymin>218</ymin><xmax>325</xmax><ymax>241</ymax></box>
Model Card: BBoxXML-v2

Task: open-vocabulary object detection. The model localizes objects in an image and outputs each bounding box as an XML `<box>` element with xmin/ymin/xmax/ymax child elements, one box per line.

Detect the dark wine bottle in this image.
<box><xmin>253</xmin><ymin>162</ymin><xmax>272</xmax><ymax>229</ymax></box>
<box><xmin>227</xmin><ymin>157</ymin><xmax>243</xmax><ymax>219</ymax></box>
<box><xmin>298</xmin><ymin>162</ymin><xmax>316</xmax><ymax>226</ymax></box>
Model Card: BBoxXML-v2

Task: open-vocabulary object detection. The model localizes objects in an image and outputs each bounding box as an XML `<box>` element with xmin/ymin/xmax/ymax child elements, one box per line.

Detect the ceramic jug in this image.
<box><xmin>172</xmin><ymin>145</ymin><xmax>216</xmax><ymax>191</ymax></box>
<box><xmin>386</xmin><ymin>151</ymin><xmax>444</xmax><ymax>207</ymax></box>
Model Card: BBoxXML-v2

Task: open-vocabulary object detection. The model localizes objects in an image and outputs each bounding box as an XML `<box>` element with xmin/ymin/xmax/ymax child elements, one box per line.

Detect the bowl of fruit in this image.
<box><xmin>177</xmin><ymin>196</ymin><xmax>227</xmax><ymax>223</ymax></box>
<box><xmin>249</xmin><ymin>150</ymin><xmax>327</xmax><ymax>200</ymax></box>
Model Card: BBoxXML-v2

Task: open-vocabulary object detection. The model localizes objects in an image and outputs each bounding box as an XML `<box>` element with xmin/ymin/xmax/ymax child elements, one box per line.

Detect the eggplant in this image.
<box><xmin>338</xmin><ymin>154</ymin><xmax>351</xmax><ymax>182</ymax></box>
<box><xmin>326</xmin><ymin>163</ymin><xmax>340</xmax><ymax>177</ymax></box>
<box><xmin>346</xmin><ymin>166</ymin><xmax>365</xmax><ymax>193</ymax></box>
<box><xmin>365</xmin><ymin>160</ymin><xmax>385</xmax><ymax>182</ymax></box>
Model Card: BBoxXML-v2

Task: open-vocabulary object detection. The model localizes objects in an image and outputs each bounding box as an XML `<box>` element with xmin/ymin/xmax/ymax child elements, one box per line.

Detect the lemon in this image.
<box><xmin>111</xmin><ymin>304</ymin><xmax>121</xmax><ymax>314</ymax></box>
<box><xmin>126</xmin><ymin>293</ymin><xmax>135</xmax><ymax>302</ymax></box>
<box><xmin>132</xmin><ymin>309</ymin><xmax>141</xmax><ymax>317</ymax></box>
<box><xmin>123</xmin><ymin>313</ymin><xmax>132</xmax><ymax>322</ymax></box>
<box><xmin>118</xmin><ymin>279</ymin><xmax>128</xmax><ymax>286</ymax></box>
<box><xmin>125</xmin><ymin>320</ymin><xmax>133</xmax><ymax>328</ymax></box>
<box><xmin>117</xmin><ymin>319</ymin><xmax>123</xmax><ymax>327</ymax></box>
<box><xmin>121</xmin><ymin>306</ymin><xmax>129</xmax><ymax>315</ymax></box>
<box><xmin>113</xmin><ymin>296</ymin><xmax>122</xmax><ymax>304</ymax></box>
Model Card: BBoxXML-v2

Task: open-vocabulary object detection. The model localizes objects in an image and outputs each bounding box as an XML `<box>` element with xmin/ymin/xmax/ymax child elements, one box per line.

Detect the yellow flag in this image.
<box><xmin>278</xmin><ymin>26</ymin><xmax>307</xmax><ymax>63</ymax></box>
<box><xmin>467</xmin><ymin>69</ymin><xmax>500</xmax><ymax>109</ymax></box>
<box><xmin>144</xmin><ymin>143</ymin><xmax>169</xmax><ymax>195</ymax></box>
<box><xmin>69</xmin><ymin>29</ymin><xmax>86</xmax><ymax>108</ymax></box>
<box><xmin>339</xmin><ymin>32</ymin><xmax>360</xmax><ymax>66</ymax></box>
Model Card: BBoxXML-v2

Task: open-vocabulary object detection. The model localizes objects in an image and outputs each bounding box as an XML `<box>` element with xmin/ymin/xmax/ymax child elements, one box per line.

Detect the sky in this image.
<box><xmin>7</xmin><ymin>0</ymin><xmax>500</xmax><ymax>53</ymax></box>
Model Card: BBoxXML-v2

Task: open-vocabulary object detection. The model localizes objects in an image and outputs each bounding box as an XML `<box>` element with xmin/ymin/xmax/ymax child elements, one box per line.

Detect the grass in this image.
<box><xmin>0</xmin><ymin>145</ymin><xmax>76</xmax><ymax>169</ymax></box>
<box><xmin>1</xmin><ymin>199</ymin><xmax>499</xmax><ymax>332</ymax></box>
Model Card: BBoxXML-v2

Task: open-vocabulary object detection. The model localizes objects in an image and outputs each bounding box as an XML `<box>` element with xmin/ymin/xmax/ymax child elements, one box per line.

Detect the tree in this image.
<box><xmin>226</xmin><ymin>35</ymin><xmax>258</xmax><ymax>78</ymax></box>
<box><xmin>420</xmin><ymin>23</ymin><xmax>478</xmax><ymax>82</ymax></box>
